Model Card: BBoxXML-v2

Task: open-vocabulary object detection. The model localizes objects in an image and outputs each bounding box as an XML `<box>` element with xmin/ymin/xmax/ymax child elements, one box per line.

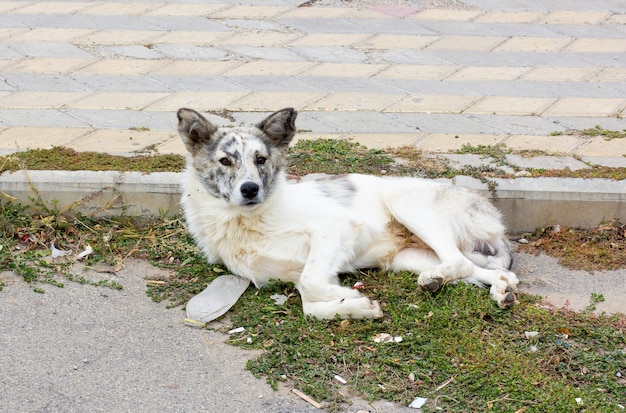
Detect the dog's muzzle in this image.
<box><xmin>240</xmin><ymin>182</ymin><xmax>260</xmax><ymax>202</ymax></box>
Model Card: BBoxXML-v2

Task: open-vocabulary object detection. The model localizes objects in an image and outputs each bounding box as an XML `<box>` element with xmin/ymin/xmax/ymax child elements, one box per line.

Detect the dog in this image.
<box><xmin>177</xmin><ymin>108</ymin><xmax>519</xmax><ymax>320</ymax></box>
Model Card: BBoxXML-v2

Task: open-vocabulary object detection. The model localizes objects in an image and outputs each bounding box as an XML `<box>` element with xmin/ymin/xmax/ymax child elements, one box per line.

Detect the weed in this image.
<box><xmin>579</xmin><ymin>125</ymin><xmax>626</xmax><ymax>141</ymax></box>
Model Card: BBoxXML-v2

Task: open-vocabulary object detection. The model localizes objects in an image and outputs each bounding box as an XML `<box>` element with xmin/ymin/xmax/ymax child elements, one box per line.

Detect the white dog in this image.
<box><xmin>177</xmin><ymin>108</ymin><xmax>518</xmax><ymax>320</ymax></box>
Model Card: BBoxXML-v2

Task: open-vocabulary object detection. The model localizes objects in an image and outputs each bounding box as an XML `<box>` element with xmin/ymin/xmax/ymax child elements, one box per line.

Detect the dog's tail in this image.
<box><xmin>464</xmin><ymin>237</ymin><xmax>513</xmax><ymax>271</ymax></box>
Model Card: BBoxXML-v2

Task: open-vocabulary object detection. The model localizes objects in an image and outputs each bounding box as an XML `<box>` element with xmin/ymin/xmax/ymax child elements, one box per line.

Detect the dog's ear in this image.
<box><xmin>177</xmin><ymin>108</ymin><xmax>218</xmax><ymax>155</ymax></box>
<box><xmin>256</xmin><ymin>108</ymin><xmax>297</xmax><ymax>148</ymax></box>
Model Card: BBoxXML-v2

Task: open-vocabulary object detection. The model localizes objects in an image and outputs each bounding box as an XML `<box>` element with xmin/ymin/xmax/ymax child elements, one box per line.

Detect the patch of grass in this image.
<box><xmin>0</xmin><ymin>147</ymin><xmax>185</xmax><ymax>174</ymax></box>
<box><xmin>1</xmin><ymin>199</ymin><xmax>625</xmax><ymax>412</ymax></box>
<box><xmin>518</xmin><ymin>219</ymin><xmax>626</xmax><ymax>272</ymax></box>
<box><xmin>287</xmin><ymin>139</ymin><xmax>395</xmax><ymax>176</ymax></box>
<box><xmin>224</xmin><ymin>274</ymin><xmax>625</xmax><ymax>412</ymax></box>
<box><xmin>579</xmin><ymin>125</ymin><xmax>626</xmax><ymax>141</ymax></box>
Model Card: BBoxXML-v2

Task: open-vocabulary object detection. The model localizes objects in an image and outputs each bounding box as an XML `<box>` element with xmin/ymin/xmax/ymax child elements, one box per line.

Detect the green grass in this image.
<box><xmin>1</xmin><ymin>138</ymin><xmax>625</xmax><ymax>411</ymax></box>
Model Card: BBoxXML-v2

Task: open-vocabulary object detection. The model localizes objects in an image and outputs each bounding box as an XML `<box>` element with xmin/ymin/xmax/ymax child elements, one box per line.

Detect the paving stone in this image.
<box><xmin>591</xmin><ymin>67</ymin><xmax>626</xmax><ymax>82</ymax></box>
<box><xmin>290</xmin><ymin>33</ymin><xmax>371</xmax><ymax>48</ymax></box>
<box><xmin>227</xmin><ymin>92</ymin><xmax>326</xmax><ymax>111</ymax></box>
<box><xmin>6</xmin><ymin>41</ymin><xmax>93</xmax><ymax>58</ymax></box>
<box><xmin>344</xmin><ymin>132</ymin><xmax>424</xmax><ymax>149</ymax></box>
<box><xmin>99</xmin><ymin>45</ymin><xmax>164</xmax><ymax>59</ymax></box>
<box><xmin>3</xmin><ymin>73</ymin><xmax>89</xmax><ymax>92</ymax></box>
<box><xmin>13</xmin><ymin>14</ymin><xmax>99</xmax><ymax>29</ymax></box>
<box><xmin>144</xmin><ymin>3</ymin><xmax>228</xmax><ymax>17</ymax></box>
<box><xmin>347</xmin><ymin>18</ymin><xmax>438</xmax><ymax>36</ymax></box>
<box><xmin>16</xmin><ymin>2</ymin><xmax>91</xmax><ymax>14</ymax></box>
<box><xmin>565</xmin><ymin>38</ymin><xmax>626</xmax><ymax>53</ymax></box>
<box><xmin>219</xmin><ymin>32</ymin><xmax>300</xmax><ymax>47</ymax></box>
<box><xmin>305</xmin><ymin>92</ymin><xmax>401</xmax><ymax>112</ymax></box>
<box><xmin>506</xmin><ymin>154</ymin><xmax>589</xmax><ymax>170</ymax></box>
<box><xmin>313</xmin><ymin>111</ymin><xmax>421</xmax><ymax>134</ymax></box>
<box><xmin>70</xmin><ymin>129</ymin><xmax>172</xmax><ymax>154</ymax></box>
<box><xmin>384</xmin><ymin>94</ymin><xmax>480</xmax><ymax>114</ymax></box>
<box><xmin>0</xmin><ymin>127</ymin><xmax>90</xmax><ymax>151</ymax></box>
<box><xmin>429</xmin><ymin>50</ymin><xmax>530</xmax><ymax>66</ymax></box>
<box><xmin>542</xmin><ymin>97</ymin><xmax>625</xmax><ymax>117</ymax></box>
<box><xmin>148</xmin><ymin>61</ymin><xmax>240</xmax><ymax>76</ymax></box>
<box><xmin>6</xmin><ymin>57</ymin><xmax>92</xmax><ymax>75</ymax></box>
<box><xmin>520</xmin><ymin>67</ymin><xmax>601</xmax><ymax>81</ymax></box>
<box><xmin>66</xmin><ymin>92</ymin><xmax>170</xmax><ymax>110</ymax></box>
<box><xmin>450</xmin><ymin>80</ymin><xmax>547</xmax><ymax>98</ymax></box>
<box><xmin>425</xmin><ymin>36</ymin><xmax>507</xmax><ymax>51</ymax></box>
<box><xmin>580</xmin><ymin>156</ymin><xmax>626</xmax><ymax>167</ymax></box>
<box><xmin>474</xmin><ymin>11</ymin><xmax>544</xmax><ymax>24</ymax></box>
<box><xmin>576</xmin><ymin>52</ymin><xmax>626</xmax><ymax>67</ymax></box>
<box><xmin>539</xmin><ymin>11</ymin><xmax>612</xmax><ymax>25</ymax></box>
<box><xmin>372</xmin><ymin>5</ymin><xmax>420</xmax><ymax>19</ymax></box>
<box><xmin>465</xmin><ymin>97</ymin><xmax>556</xmax><ymax>116</ymax></box>
<box><xmin>72</xmin><ymin>74</ymin><xmax>172</xmax><ymax>93</ymax></box>
<box><xmin>143</xmin><ymin>91</ymin><xmax>249</xmax><ymax>112</ymax></box>
<box><xmin>289</xmin><ymin>46</ymin><xmax>368</xmax><ymax>63</ymax></box>
<box><xmin>79</xmin><ymin>2</ymin><xmax>157</xmax><ymax>15</ymax></box>
<box><xmin>75</xmin><ymin>59</ymin><xmax>168</xmax><ymax>75</ymax></box>
<box><xmin>300</xmin><ymin>63</ymin><xmax>387</xmax><ymax>78</ymax></box>
<box><xmin>494</xmin><ymin>52</ymin><xmax>593</xmax><ymax>67</ymax></box>
<box><xmin>0</xmin><ymin>91</ymin><xmax>89</xmax><ymax>109</ymax></box>
<box><xmin>76</xmin><ymin>30</ymin><xmax>164</xmax><ymax>46</ymax></box>
<box><xmin>224</xmin><ymin>61</ymin><xmax>315</xmax><ymax>76</ymax></box>
<box><xmin>150</xmin><ymin>44</ymin><xmax>228</xmax><ymax>60</ymax></box>
<box><xmin>354</xmin><ymin>34</ymin><xmax>437</xmax><ymax>50</ymax></box>
<box><xmin>8</xmin><ymin>28</ymin><xmax>95</xmax><ymax>42</ymax></box>
<box><xmin>480</xmin><ymin>23</ymin><xmax>570</xmax><ymax>38</ymax></box>
<box><xmin>300</xmin><ymin>76</ymin><xmax>405</xmax><ymax>94</ymax></box>
<box><xmin>77</xmin><ymin>15</ymin><xmax>166</xmax><ymax>31</ymax></box>
<box><xmin>471</xmin><ymin>114</ymin><xmax>566</xmax><ymax>135</ymax></box>
<box><xmin>146</xmin><ymin>16</ymin><xmax>231</xmax><ymax>32</ymax></box>
<box><xmin>277</xmin><ymin>18</ymin><xmax>363</xmax><ymax>34</ymax></box>
<box><xmin>416</xmin><ymin>133</ymin><xmax>504</xmax><ymax>152</ymax></box>
<box><xmin>147</xmin><ymin>75</ymin><xmax>247</xmax><ymax>92</ymax></box>
<box><xmin>389</xmin><ymin>113</ymin><xmax>500</xmax><ymax>134</ymax></box>
<box><xmin>375</xmin><ymin>49</ymin><xmax>457</xmax><ymax>65</ymax></box>
<box><xmin>412</xmin><ymin>9</ymin><xmax>484</xmax><ymax>21</ymax></box>
<box><xmin>210</xmin><ymin>5</ymin><xmax>290</xmax><ymax>19</ymax></box>
<box><xmin>221</xmin><ymin>45</ymin><xmax>304</xmax><ymax>61</ymax></box>
<box><xmin>504</xmin><ymin>134</ymin><xmax>581</xmax><ymax>153</ymax></box>
<box><xmin>374</xmin><ymin>64</ymin><xmax>458</xmax><ymax>80</ymax></box>
<box><xmin>0</xmin><ymin>44</ymin><xmax>24</xmax><ymax>59</ymax></box>
<box><xmin>546</xmin><ymin>24</ymin><xmax>624</xmax><ymax>39</ymax></box>
<box><xmin>60</xmin><ymin>108</ymin><xmax>171</xmax><ymax>130</ymax></box>
<box><xmin>445</xmin><ymin>66</ymin><xmax>530</xmax><ymax>81</ymax></box>
<box><xmin>494</xmin><ymin>37</ymin><xmax>573</xmax><ymax>53</ymax></box>
<box><xmin>221</xmin><ymin>19</ymin><xmax>286</xmax><ymax>32</ymax></box>
<box><xmin>148</xmin><ymin>31</ymin><xmax>231</xmax><ymax>45</ymax></box>
<box><xmin>0</xmin><ymin>108</ymin><xmax>90</xmax><ymax>127</ymax></box>
<box><xmin>544</xmin><ymin>116</ymin><xmax>626</xmax><ymax>132</ymax></box>
<box><xmin>225</xmin><ymin>75</ymin><xmax>322</xmax><ymax>92</ymax></box>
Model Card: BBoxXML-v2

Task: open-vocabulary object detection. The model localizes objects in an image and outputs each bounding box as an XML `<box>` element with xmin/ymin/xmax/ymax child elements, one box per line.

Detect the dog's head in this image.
<box><xmin>177</xmin><ymin>108</ymin><xmax>297</xmax><ymax>207</ymax></box>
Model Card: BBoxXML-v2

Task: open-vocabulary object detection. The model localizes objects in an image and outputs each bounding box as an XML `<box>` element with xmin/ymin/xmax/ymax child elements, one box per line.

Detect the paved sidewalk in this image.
<box><xmin>0</xmin><ymin>0</ymin><xmax>624</xmax><ymax>164</ymax></box>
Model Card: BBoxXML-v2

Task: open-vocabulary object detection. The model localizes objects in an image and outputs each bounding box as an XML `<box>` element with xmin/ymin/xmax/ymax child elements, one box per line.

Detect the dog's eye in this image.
<box><xmin>219</xmin><ymin>158</ymin><xmax>232</xmax><ymax>166</ymax></box>
<box><xmin>256</xmin><ymin>156</ymin><xmax>267</xmax><ymax>165</ymax></box>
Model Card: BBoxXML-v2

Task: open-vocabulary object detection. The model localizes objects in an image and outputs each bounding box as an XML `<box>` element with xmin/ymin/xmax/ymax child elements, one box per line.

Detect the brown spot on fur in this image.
<box><xmin>386</xmin><ymin>217</ymin><xmax>433</xmax><ymax>251</ymax></box>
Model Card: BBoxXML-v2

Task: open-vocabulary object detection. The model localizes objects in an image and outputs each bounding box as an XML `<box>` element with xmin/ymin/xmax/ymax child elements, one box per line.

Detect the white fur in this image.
<box><xmin>178</xmin><ymin>108</ymin><xmax>518</xmax><ymax>320</ymax></box>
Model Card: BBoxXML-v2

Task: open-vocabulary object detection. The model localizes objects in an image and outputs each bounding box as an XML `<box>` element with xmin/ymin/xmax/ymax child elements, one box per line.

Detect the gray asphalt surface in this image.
<box><xmin>1</xmin><ymin>254</ymin><xmax>623</xmax><ymax>413</ymax></box>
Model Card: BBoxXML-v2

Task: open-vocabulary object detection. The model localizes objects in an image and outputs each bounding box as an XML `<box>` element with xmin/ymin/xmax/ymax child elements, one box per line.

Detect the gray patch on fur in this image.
<box><xmin>314</xmin><ymin>175</ymin><xmax>356</xmax><ymax>207</ymax></box>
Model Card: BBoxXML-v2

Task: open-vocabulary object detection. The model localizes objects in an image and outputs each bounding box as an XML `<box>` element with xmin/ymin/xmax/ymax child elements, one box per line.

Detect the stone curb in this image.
<box><xmin>2</xmin><ymin>169</ymin><xmax>623</xmax><ymax>234</ymax></box>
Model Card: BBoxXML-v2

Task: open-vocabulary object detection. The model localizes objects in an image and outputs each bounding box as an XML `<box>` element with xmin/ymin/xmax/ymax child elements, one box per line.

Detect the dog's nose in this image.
<box><xmin>240</xmin><ymin>182</ymin><xmax>260</xmax><ymax>199</ymax></box>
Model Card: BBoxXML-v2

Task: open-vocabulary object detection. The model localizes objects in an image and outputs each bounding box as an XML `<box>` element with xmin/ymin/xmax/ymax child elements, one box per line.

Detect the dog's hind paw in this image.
<box><xmin>418</xmin><ymin>273</ymin><xmax>444</xmax><ymax>292</ymax></box>
<box><xmin>490</xmin><ymin>281</ymin><xmax>517</xmax><ymax>309</ymax></box>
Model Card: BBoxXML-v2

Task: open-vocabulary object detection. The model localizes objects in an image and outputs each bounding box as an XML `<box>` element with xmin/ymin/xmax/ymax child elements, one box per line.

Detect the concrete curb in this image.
<box><xmin>2</xmin><ymin>170</ymin><xmax>623</xmax><ymax>234</ymax></box>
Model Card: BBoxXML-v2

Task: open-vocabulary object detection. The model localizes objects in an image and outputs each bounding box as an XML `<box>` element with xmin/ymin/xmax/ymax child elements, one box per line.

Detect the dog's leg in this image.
<box><xmin>388</xmin><ymin>204</ymin><xmax>517</xmax><ymax>308</ymax></box>
<box><xmin>296</xmin><ymin>227</ymin><xmax>383</xmax><ymax>319</ymax></box>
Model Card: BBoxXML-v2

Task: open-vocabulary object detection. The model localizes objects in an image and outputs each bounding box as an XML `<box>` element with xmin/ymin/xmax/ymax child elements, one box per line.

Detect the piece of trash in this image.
<box><xmin>333</xmin><ymin>374</ymin><xmax>347</xmax><ymax>384</ymax></box>
<box><xmin>352</xmin><ymin>281</ymin><xmax>364</xmax><ymax>289</ymax></box>
<box><xmin>50</xmin><ymin>242</ymin><xmax>71</xmax><ymax>258</ymax></box>
<box><xmin>529</xmin><ymin>345</ymin><xmax>538</xmax><ymax>352</ymax></box>
<box><xmin>270</xmin><ymin>294</ymin><xmax>288</xmax><ymax>306</ymax></box>
<box><xmin>372</xmin><ymin>333</ymin><xmax>403</xmax><ymax>343</ymax></box>
<box><xmin>373</xmin><ymin>333</ymin><xmax>392</xmax><ymax>343</ymax></box>
<box><xmin>524</xmin><ymin>331</ymin><xmax>539</xmax><ymax>338</ymax></box>
<box><xmin>408</xmin><ymin>372</ymin><xmax>415</xmax><ymax>382</ymax></box>
<box><xmin>291</xmin><ymin>388</ymin><xmax>322</xmax><ymax>409</ymax></box>
<box><xmin>228</xmin><ymin>326</ymin><xmax>245</xmax><ymax>335</ymax></box>
<box><xmin>409</xmin><ymin>397</ymin><xmax>427</xmax><ymax>409</ymax></box>
<box><xmin>76</xmin><ymin>244</ymin><xmax>93</xmax><ymax>260</ymax></box>
<box><xmin>575</xmin><ymin>398</ymin><xmax>583</xmax><ymax>405</ymax></box>
<box><xmin>183</xmin><ymin>318</ymin><xmax>206</xmax><ymax>328</ymax></box>
<box><xmin>246</xmin><ymin>337</ymin><xmax>253</xmax><ymax>344</ymax></box>
<box><xmin>517</xmin><ymin>237</ymin><xmax>529</xmax><ymax>244</ymax></box>
<box><xmin>185</xmin><ymin>275</ymin><xmax>251</xmax><ymax>323</ymax></box>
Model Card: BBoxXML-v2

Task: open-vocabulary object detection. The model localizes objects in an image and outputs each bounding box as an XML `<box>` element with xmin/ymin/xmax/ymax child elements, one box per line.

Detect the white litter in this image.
<box><xmin>575</xmin><ymin>398</ymin><xmax>583</xmax><ymax>405</ymax></box>
<box><xmin>372</xmin><ymin>333</ymin><xmax>403</xmax><ymax>343</ymax></box>
<box><xmin>185</xmin><ymin>275</ymin><xmax>251</xmax><ymax>323</ymax></box>
<box><xmin>76</xmin><ymin>244</ymin><xmax>93</xmax><ymax>260</ymax></box>
<box><xmin>270</xmin><ymin>294</ymin><xmax>288</xmax><ymax>305</ymax></box>
<box><xmin>228</xmin><ymin>326</ymin><xmax>245</xmax><ymax>335</ymax></box>
<box><xmin>333</xmin><ymin>375</ymin><xmax>347</xmax><ymax>384</ymax></box>
<box><xmin>50</xmin><ymin>242</ymin><xmax>71</xmax><ymax>258</ymax></box>
<box><xmin>409</xmin><ymin>397</ymin><xmax>427</xmax><ymax>409</ymax></box>
<box><xmin>524</xmin><ymin>331</ymin><xmax>539</xmax><ymax>339</ymax></box>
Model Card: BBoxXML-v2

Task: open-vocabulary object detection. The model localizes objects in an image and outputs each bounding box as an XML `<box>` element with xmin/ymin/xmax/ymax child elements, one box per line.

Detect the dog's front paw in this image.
<box><xmin>418</xmin><ymin>271</ymin><xmax>445</xmax><ymax>292</ymax></box>
<box><xmin>490</xmin><ymin>277</ymin><xmax>517</xmax><ymax>309</ymax></box>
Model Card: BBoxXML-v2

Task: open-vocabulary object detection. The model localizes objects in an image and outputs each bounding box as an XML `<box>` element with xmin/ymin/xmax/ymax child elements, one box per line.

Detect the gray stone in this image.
<box><xmin>147</xmin><ymin>75</ymin><xmax>247</xmax><ymax>92</ymax></box>
<box><xmin>222</xmin><ymin>45</ymin><xmax>304</xmax><ymax>61</ymax></box>
<box><xmin>6</xmin><ymin>42</ymin><xmax>94</xmax><ymax>59</ymax></box>
<box><xmin>390</xmin><ymin>113</ymin><xmax>500</xmax><ymax>134</ymax></box>
<box><xmin>506</xmin><ymin>154</ymin><xmax>589</xmax><ymax>171</ymax></box>
<box><xmin>3</xmin><ymin>73</ymin><xmax>89</xmax><ymax>92</ymax></box>
<box><xmin>290</xmin><ymin>46</ymin><xmax>368</xmax><ymax>63</ymax></box>
<box><xmin>151</xmin><ymin>44</ymin><xmax>228</xmax><ymax>60</ymax></box>
<box><xmin>300</xmin><ymin>76</ymin><xmax>406</xmax><ymax>93</ymax></box>
<box><xmin>101</xmin><ymin>45</ymin><xmax>164</xmax><ymax>60</ymax></box>
<box><xmin>0</xmin><ymin>108</ymin><xmax>89</xmax><ymax>128</ymax></box>
<box><xmin>581</xmin><ymin>156</ymin><xmax>626</xmax><ymax>168</ymax></box>
<box><xmin>472</xmin><ymin>114</ymin><xmax>565</xmax><ymax>135</ymax></box>
<box><xmin>72</xmin><ymin>74</ymin><xmax>173</xmax><ymax>93</ymax></box>
<box><xmin>277</xmin><ymin>18</ymin><xmax>363</xmax><ymax>34</ymax></box>
<box><xmin>61</xmin><ymin>109</ymin><xmax>172</xmax><ymax>130</ymax></box>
